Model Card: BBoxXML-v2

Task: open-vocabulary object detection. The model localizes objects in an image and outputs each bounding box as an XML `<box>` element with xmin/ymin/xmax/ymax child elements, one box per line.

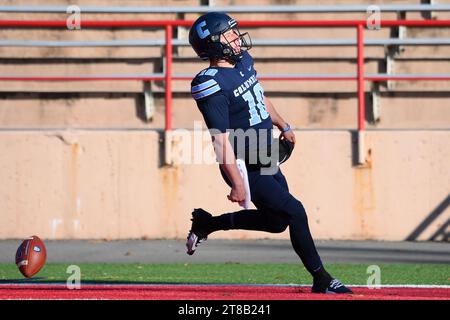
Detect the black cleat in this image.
<box><xmin>312</xmin><ymin>278</ymin><xmax>353</xmax><ymax>294</ymax></box>
<box><xmin>186</xmin><ymin>208</ymin><xmax>212</xmax><ymax>255</ymax></box>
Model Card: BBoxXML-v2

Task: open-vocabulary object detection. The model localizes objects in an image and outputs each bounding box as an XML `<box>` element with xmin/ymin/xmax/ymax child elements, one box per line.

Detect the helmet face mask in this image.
<box><xmin>214</xmin><ymin>27</ymin><xmax>252</xmax><ymax>62</ymax></box>
<box><xmin>189</xmin><ymin>12</ymin><xmax>252</xmax><ymax>63</ymax></box>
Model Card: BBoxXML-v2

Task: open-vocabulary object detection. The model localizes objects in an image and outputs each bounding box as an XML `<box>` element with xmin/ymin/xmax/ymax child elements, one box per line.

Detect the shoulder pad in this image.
<box><xmin>191</xmin><ymin>70</ymin><xmax>221</xmax><ymax>100</ymax></box>
<box><xmin>197</xmin><ymin>68</ymin><xmax>219</xmax><ymax>77</ymax></box>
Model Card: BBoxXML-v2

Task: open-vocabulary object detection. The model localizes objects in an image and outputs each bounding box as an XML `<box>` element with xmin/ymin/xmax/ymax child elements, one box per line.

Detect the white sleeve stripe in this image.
<box><xmin>192</xmin><ymin>84</ymin><xmax>221</xmax><ymax>100</ymax></box>
<box><xmin>191</xmin><ymin>79</ymin><xmax>218</xmax><ymax>93</ymax></box>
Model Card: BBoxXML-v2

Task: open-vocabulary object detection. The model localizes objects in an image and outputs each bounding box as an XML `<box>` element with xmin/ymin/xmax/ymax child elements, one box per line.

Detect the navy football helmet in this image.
<box><xmin>189</xmin><ymin>12</ymin><xmax>252</xmax><ymax>63</ymax></box>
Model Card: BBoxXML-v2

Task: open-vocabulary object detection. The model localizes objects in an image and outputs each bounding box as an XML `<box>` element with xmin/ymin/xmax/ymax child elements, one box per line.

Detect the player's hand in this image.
<box><xmin>227</xmin><ymin>183</ymin><xmax>246</xmax><ymax>205</ymax></box>
<box><xmin>281</xmin><ymin>130</ymin><xmax>296</xmax><ymax>144</ymax></box>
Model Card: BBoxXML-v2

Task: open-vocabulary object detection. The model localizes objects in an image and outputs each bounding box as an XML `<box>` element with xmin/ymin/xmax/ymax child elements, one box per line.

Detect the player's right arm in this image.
<box><xmin>191</xmin><ymin>74</ymin><xmax>246</xmax><ymax>204</ymax></box>
<box><xmin>211</xmin><ymin>132</ymin><xmax>246</xmax><ymax>204</ymax></box>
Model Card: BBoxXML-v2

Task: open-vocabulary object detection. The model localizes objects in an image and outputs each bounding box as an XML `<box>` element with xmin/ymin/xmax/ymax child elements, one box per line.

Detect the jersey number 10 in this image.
<box><xmin>242</xmin><ymin>83</ymin><xmax>270</xmax><ymax>126</ymax></box>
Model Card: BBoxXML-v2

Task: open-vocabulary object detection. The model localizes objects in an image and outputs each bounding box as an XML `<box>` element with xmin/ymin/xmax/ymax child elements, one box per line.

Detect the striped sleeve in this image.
<box><xmin>191</xmin><ymin>76</ymin><xmax>221</xmax><ymax>100</ymax></box>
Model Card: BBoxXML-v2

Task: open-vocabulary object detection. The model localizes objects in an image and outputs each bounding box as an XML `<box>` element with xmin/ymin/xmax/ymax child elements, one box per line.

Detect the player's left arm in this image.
<box><xmin>263</xmin><ymin>96</ymin><xmax>296</xmax><ymax>144</ymax></box>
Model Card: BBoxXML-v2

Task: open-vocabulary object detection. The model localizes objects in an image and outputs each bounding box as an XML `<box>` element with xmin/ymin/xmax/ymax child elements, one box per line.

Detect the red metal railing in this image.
<box><xmin>165</xmin><ymin>24</ymin><xmax>173</xmax><ymax>132</ymax></box>
<box><xmin>357</xmin><ymin>24</ymin><xmax>365</xmax><ymax>131</ymax></box>
<box><xmin>1</xmin><ymin>19</ymin><xmax>450</xmax><ymax>133</ymax></box>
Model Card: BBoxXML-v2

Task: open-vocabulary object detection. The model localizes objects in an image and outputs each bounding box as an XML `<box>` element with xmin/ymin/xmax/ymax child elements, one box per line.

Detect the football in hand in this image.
<box><xmin>15</xmin><ymin>235</ymin><xmax>47</xmax><ymax>278</ymax></box>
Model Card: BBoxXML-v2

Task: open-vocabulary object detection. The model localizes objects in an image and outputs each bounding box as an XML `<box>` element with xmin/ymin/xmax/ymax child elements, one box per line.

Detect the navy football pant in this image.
<box><xmin>213</xmin><ymin>167</ymin><xmax>323</xmax><ymax>275</ymax></box>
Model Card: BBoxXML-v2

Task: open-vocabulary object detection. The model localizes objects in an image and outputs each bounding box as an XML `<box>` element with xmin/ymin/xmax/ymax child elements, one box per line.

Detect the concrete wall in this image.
<box><xmin>0</xmin><ymin>1</ymin><xmax>449</xmax><ymax>241</ymax></box>
<box><xmin>2</xmin><ymin>94</ymin><xmax>450</xmax><ymax>130</ymax></box>
<box><xmin>0</xmin><ymin>129</ymin><xmax>448</xmax><ymax>241</ymax></box>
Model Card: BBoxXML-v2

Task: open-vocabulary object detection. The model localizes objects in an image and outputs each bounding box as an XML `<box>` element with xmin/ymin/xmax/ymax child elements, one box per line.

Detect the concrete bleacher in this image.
<box><xmin>0</xmin><ymin>0</ymin><xmax>450</xmax><ymax>129</ymax></box>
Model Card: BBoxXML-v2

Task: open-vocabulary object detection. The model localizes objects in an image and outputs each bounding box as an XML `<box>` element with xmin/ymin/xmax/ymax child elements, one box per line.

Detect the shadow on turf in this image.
<box><xmin>0</xmin><ymin>277</ymin><xmax>49</xmax><ymax>283</ymax></box>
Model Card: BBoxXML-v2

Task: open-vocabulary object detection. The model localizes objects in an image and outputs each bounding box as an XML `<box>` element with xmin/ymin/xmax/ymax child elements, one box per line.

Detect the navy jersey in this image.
<box><xmin>191</xmin><ymin>51</ymin><xmax>273</xmax><ymax>158</ymax></box>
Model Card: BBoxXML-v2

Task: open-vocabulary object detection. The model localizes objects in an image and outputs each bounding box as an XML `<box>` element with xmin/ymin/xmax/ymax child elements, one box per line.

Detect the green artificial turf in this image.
<box><xmin>0</xmin><ymin>263</ymin><xmax>448</xmax><ymax>285</ymax></box>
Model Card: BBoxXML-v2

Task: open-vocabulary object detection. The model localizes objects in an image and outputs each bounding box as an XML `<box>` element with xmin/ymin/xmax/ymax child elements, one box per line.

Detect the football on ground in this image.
<box><xmin>15</xmin><ymin>235</ymin><xmax>47</xmax><ymax>278</ymax></box>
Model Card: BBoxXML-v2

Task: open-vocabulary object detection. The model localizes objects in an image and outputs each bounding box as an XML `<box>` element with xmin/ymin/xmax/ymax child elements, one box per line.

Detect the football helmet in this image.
<box><xmin>189</xmin><ymin>12</ymin><xmax>252</xmax><ymax>63</ymax></box>
<box><xmin>277</xmin><ymin>137</ymin><xmax>295</xmax><ymax>165</ymax></box>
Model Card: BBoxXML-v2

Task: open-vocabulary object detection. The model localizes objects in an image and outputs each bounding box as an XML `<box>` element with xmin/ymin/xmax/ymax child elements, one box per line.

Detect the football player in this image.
<box><xmin>186</xmin><ymin>12</ymin><xmax>352</xmax><ymax>294</ymax></box>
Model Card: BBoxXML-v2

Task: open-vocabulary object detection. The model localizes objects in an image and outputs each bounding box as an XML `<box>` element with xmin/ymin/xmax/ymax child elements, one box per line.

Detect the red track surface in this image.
<box><xmin>0</xmin><ymin>284</ymin><xmax>448</xmax><ymax>300</ymax></box>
